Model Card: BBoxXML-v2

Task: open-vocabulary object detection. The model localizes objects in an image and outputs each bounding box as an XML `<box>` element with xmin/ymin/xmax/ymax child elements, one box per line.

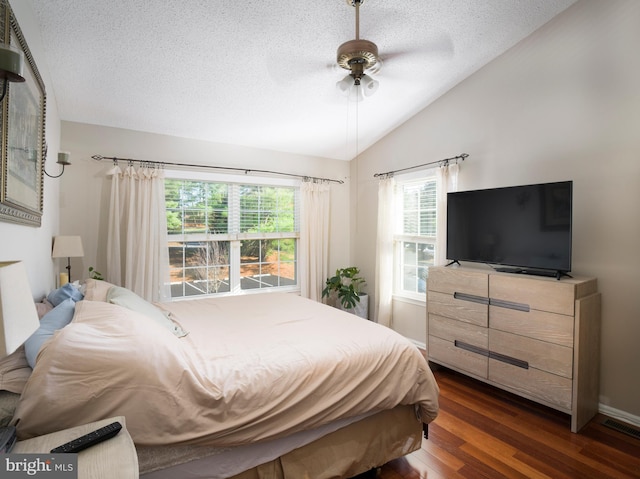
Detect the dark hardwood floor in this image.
<box><xmin>372</xmin><ymin>365</ymin><xmax>640</xmax><ymax>479</ymax></box>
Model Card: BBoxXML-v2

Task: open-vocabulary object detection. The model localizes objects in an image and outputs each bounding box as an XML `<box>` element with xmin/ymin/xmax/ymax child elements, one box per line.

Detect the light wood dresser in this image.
<box><xmin>426</xmin><ymin>265</ymin><xmax>601</xmax><ymax>432</ymax></box>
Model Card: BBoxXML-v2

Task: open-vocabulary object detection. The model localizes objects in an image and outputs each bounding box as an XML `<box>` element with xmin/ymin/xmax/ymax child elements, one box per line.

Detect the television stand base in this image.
<box><xmin>445</xmin><ymin>260</ymin><xmax>461</xmax><ymax>267</ymax></box>
<box><xmin>493</xmin><ymin>266</ymin><xmax>571</xmax><ymax>280</ymax></box>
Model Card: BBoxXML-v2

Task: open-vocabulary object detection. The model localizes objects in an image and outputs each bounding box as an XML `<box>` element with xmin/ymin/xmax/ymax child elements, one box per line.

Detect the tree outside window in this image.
<box><xmin>165</xmin><ymin>179</ymin><xmax>299</xmax><ymax>298</ymax></box>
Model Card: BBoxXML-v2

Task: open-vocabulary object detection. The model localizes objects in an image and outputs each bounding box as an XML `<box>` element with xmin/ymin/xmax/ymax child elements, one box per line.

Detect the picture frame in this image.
<box><xmin>0</xmin><ymin>0</ymin><xmax>46</xmax><ymax>227</ymax></box>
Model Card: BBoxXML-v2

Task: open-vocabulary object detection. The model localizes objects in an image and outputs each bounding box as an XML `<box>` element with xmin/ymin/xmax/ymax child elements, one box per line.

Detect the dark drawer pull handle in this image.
<box><xmin>454</xmin><ymin>340</ymin><xmax>489</xmax><ymax>357</ymax></box>
<box><xmin>453</xmin><ymin>292</ymin><xmax>489</xmax><ymax>305</ymax></box>
<box><xmin>454</xmin><ymin>340</ymin><xmax>529</xmax><ymax>369</ymax></box>
<box><xmin>489</xmin><ymin>351</ymin><xmax>529</xmax><ymax>369</ymax></box>
<box><xmin>489</xmin><ymin>298</ymin><xmax>530</xmax><ymax>312</ymax></box>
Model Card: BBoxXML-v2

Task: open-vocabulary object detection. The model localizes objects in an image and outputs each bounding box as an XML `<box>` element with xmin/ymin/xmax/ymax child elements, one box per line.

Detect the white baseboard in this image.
<box><xmin>410</xmin><ymin>339</ymin><xmax>426</xmax><ymax>350</ymax></box>
<box><xmin>599</xmin><ymin>403</ymin><xmax>640</xmax><ymax>427</ymax></box>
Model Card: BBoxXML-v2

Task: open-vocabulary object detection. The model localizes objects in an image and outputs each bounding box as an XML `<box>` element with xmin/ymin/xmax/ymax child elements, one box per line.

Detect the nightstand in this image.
<box><xmin>13</xmin><ymin>416</ymin><xmax>138</xmax><ymax>478</ymax></box>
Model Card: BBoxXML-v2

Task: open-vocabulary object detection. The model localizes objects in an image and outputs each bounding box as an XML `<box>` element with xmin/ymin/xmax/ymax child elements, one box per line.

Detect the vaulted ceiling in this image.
<box><xmin>29</xmin><ymin>0</ymin><xmax>577</xmax><ymax>160</ymax></box>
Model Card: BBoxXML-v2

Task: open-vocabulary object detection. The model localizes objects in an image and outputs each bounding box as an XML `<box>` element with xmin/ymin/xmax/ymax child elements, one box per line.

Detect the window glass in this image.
<box><xmin>240</xmin><ymin>239</ymin><xmax>297</xmax><ymax>290</ymax></box>
<box><xmin>166</xmin><ymin>178</ymin><xmax>298</xmax><ymax>298</ymax></box>
<box><xmin>395</xmin><ymin>177</ymin><xmax>437</xmax><ymax>298</ymax></box>
<box><xmin>168</xmin><ymin>240</ymin><xmax>230</xmax><ymax>297</ymax></box>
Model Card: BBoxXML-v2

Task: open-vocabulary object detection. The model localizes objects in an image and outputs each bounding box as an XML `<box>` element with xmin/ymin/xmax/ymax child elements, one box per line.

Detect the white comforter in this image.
<box><xmin>15</xmin><ymin>293</ymin><xmax>438</xmax><ymax>446</ymax></box>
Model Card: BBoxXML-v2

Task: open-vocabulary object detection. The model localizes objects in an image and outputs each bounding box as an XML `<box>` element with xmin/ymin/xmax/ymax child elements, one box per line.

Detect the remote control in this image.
<box><xmin>50</xmin><ymin>421</ymin><xmax>122</xmax><ymax>454</ymax></box>
<box><xmin>0</xmin><ymin>425</ymin><xmax>17</xmax><ymax>453</ymax></box>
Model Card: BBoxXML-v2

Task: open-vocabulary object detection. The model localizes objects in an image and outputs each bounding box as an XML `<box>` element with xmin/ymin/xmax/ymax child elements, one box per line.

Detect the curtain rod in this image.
<box><xmin>373</xmin><ymin>153</ymin><xmax>469</xmax><ymax>178</ymax></box>
<box><xmin>91</xmin><ymin>155</ymin><xmax>344</xmax><ymax>184</ymax></box>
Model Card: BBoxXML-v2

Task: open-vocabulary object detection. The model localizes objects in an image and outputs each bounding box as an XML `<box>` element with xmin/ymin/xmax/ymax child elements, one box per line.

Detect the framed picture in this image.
<box><xmin>0</xmin><ymin>0</ymin><xmax>46</xmax><ymax>227</ymax></box>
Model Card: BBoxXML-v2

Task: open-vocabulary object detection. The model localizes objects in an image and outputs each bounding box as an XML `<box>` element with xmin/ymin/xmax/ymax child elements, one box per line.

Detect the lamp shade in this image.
<box><xmin>336</xmin><ymin>74</ymin><xmax>353</xmax><ymax>94</ymax></box>
<box><xmin>52</xmin><ymin>236</ymin><xmax>84</xmax><ymax>258</ymax></box>
<box><xmin>360</xmin><ymin>74</ymin><xmax>379</xmax><ymax>97</ymax></box>
<box><xmin>0</xmin><ymin>44</ymin><xmax>25</xmax><ymax>82</ymax></box>
<box><xmin>57</xmin><ymin>152</ymin><xmax>71</xmax><ymax>166</ymax></box>
<box><xmin>0</xmin><ymin>261</ymin><xmax>40</xmax><ymax>357</ymax></box>
<box><xmin>336</xmin><ymin>73</ymin><xmax>378</xmax><ymax>102</ymax></box>
<box><xmin>336</xmin><ymin>77</ymin><xmax>365</xmax><ymax>102</ymax></box>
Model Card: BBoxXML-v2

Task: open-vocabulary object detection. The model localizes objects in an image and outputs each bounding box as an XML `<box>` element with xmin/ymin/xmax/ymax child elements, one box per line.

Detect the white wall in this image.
<box><xmin>58</xmin><ymin>121</ymin><xmax>352</xmax><ymax>283</ymax></box>
<box><xmin>0</xmin><ymin>1</ymin><xmax>61</xmax><ymax>299</ymax></box>
<box><xmin>353</xmin><ymin>0</ymin><xmax>640</xmax><ymax>421</ymax></box>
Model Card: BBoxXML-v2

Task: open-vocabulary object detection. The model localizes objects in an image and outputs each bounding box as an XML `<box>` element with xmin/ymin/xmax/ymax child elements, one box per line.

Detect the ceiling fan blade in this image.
<box><xmin>265</xmin><ymin>50</ymin><xmax>335</xmax><ymax>86</ymax></box>
<box><xmin>381</xmin><ymin>31</ymin><xmax>454</xmax><ymax>62</ymax></box>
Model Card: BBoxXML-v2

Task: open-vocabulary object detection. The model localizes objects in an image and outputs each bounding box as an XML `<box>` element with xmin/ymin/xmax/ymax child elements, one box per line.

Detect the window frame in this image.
<box><xmin>165</xmin><ymin>170</ymin><xmax>301</xmax><ymax>299</ymax></box>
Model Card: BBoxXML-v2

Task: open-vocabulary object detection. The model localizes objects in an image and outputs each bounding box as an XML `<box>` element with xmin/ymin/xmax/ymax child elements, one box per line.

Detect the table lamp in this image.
<box><xmin>52</xmin><ymin>236</ymin><xmax>84</xmax><ymax>284</ymax></box>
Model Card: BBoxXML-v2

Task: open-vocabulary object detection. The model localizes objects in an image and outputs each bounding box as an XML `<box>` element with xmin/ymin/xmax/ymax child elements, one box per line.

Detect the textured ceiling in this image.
<box><xmin>28</xmin><ymin>0</ymin><xmax>577</xmax><ymax>161</ymax></box>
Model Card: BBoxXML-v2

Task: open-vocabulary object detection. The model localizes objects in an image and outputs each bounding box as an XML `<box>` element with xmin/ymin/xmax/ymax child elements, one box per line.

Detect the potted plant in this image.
<box><xmin>322</xmin><ymin>266</ymin><xmax>368</xmax><ymax>319</ymax></box>
<box><xmin>88</xmin><ymin>266</ymin><xmax>104</xmax><ymax>280</ymax></box>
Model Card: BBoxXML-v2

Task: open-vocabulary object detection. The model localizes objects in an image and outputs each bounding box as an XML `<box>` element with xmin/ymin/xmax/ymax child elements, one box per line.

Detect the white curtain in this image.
<box><xmin>299</xmin><ymin>180</ymin><xmax>331</xmax><ymax>302</ymax></box>
<box><xmin>374</xmin><ymin>177</ymin><xmax>395</xmax><ymax>327</ymax></box>
<box><xmin>435</xmin><ymin>162</ymin><xmax>460</xmax><ymax>266</ymax></box>
<box><xmin>106</xmin><ymin>164</ymin><xmax>171</xmax><ymax>302</ymax></box>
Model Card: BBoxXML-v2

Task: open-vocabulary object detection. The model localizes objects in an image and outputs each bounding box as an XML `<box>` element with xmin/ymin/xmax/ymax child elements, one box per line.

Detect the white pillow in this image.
<box><xmin>106</xmin><ymin>286</ymin><xmax>187</xmax><ymax>337</ymax></box>
<box><xmin>83</xmin><ymin>278</ymin><xmax>116</xmax><ymax>302</ymax></box>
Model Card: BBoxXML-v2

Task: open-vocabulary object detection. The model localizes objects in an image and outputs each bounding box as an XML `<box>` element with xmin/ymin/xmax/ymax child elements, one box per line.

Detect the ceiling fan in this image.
<box><xmin>336</xmin><ymin>0</ymin><xmax>380</xmax><ymax>100</ymax></box>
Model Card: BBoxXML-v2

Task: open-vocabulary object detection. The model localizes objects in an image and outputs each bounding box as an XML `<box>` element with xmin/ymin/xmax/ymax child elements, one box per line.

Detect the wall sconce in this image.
<box><xmin>0</xmin><ymin>43</ymin><xmax>25</xmax><ymax>103</ymax></box>
<box><xmin>44</xmin><ymin>151</ymin><xmax>72</xmax><ymax>178</ymax></box>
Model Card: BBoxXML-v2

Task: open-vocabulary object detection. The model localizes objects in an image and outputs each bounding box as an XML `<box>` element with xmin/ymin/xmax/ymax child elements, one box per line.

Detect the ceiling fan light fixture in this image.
<box><xmin>335</xmin><ymin>74</ymin><xmax>365</xmax><ymax>102</ymax></box>
<box><xmin>335</xmin><ymin>0</ymin><xmax>380</xmax><ymax>100</ymax></box>
<box><xmin>360</xmin><ymin>74</ymin><xmax>379</xmax><ymax>96</ymax></box>
<box><xmin>336</xmin><ymin>74</ymin><xmax>353</xmax><ymax>94</ymax></box>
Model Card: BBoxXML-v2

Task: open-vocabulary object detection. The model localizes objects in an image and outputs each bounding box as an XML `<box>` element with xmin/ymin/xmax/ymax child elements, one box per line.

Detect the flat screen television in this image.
<box><xmin>446</xmin><ymin>181</ymin><xmax>572</xmax><ymax>277</ymax></box>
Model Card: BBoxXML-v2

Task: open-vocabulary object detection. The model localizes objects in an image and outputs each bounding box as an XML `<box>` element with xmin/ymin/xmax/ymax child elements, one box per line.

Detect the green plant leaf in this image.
<box><xmin>322</xmin><ymin>266</ymin><xmax>365</xmax><ymax>310</ymax></box>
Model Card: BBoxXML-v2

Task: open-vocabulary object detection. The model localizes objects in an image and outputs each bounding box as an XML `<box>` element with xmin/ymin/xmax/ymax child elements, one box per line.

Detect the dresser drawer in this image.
<box><xmin>489</xmin><ymin>359</ymin><xmax>572</xmax><ymax>411</ymax></box>
<box><xmin>429</xmin><ymin>335</ymin><xmax>488</xmax><ymax>379</ymax></box>
<box><xmin>428</xmin><ymin>267</ymin><xmax>488</xmax><ymax>297</ymax></box>
<box><xmin>489</xmin><ymin>329</ymin><xmax>573</xmax><ymax>378</ymax></box>
<box><xmin>428</xmin><ymin>291</ymin><xmax>488</xmax><ymax>327</ymax></box>
<box><xmin>429</xmin><ymin>314</ymin><xmax>488</xmax><ymax>348</ymax></box>
<box><xmin>490</xmin><ymin>275</ymin><xmax>575</xmax><ymax>316</ymax></box>
<box><xmin>489</xmin><ymin>305</ymin><xmax>574</xmax><ymax>347</ymax></box>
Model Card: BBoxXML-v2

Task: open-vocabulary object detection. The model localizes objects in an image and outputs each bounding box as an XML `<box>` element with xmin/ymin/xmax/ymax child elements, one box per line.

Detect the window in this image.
<box><xmin>165</xmin><ymin>176</ymin><xmax>299</xmax><ymax>298</ymax></box>
<box><xmin>394</xmin><ymin>175</ymin><xmax>437</xmax><ymax>298</ymax></box>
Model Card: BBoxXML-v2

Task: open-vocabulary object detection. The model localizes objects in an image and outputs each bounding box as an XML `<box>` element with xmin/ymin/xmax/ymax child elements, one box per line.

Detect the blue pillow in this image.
<box><xmin>24</xmin><ymin>298</ymin><xmax>76</xmax><ymax>368</ymax></box>
<box><xmin>47</xmin><ymin>283</ymin><xmax>84</xmax><ymax>306</ymax></box>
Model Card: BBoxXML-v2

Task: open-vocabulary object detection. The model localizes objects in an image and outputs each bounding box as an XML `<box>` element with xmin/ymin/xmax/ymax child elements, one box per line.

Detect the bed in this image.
<box><xmin>1</xmin><ymin>275</ymin><xmax>439</xmax><ymax>478</ymax></box>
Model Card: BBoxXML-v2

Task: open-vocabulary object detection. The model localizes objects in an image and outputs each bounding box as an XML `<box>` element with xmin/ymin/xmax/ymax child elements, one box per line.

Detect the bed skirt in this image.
<box><xmin>139</xmin><ymin>404</ymin><xmax>423</xmax><ymax>479</ymax></box>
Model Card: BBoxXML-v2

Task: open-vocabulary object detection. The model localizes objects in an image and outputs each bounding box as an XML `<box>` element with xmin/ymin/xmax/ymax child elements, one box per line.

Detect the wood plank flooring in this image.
<box><xmin>373</xmin><ymin>365</ymin><xmax>640</xmax><ymax>479</ymax></box>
